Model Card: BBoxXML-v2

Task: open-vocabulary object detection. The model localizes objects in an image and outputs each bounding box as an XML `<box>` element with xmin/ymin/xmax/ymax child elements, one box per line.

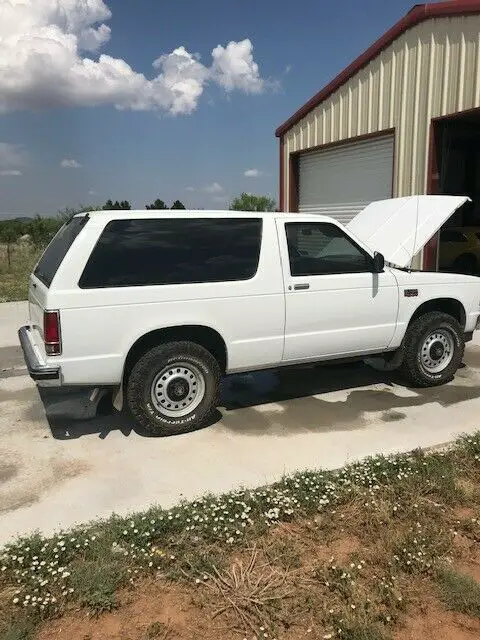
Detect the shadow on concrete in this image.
<box><xmin>35</xmin><ymin>385</ymin><xmax>223</xmax><ymax>440</ymax></box>
<box><xmin>34</xmin><ymin>361</ymin><xmax>480</xmax><ymax>440</ymax></box>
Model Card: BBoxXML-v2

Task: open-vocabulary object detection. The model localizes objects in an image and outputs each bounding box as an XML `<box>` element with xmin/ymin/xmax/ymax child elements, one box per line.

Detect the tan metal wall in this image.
<box><xmin>282</xmin><ymin>14</ymin><xmax>480</xmax><ymax>210</ymax></box>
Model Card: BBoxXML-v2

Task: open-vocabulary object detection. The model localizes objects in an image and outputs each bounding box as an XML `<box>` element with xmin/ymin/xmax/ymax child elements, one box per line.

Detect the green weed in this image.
<box><xmin>436</xmin><ymin>568</ymin><xmax>480</xmax><ymax>617</ymax></box>
<box><xmin>70</xmin><ymin>559</ymin><xmax>127</xmax><ymax>616</ymax></box>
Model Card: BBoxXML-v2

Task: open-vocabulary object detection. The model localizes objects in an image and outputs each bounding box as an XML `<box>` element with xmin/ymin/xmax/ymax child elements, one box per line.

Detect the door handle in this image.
<box><xmin>294</xmin><ymin>283</ymin><xmax>310</xmax><ymax>290</ymax></box>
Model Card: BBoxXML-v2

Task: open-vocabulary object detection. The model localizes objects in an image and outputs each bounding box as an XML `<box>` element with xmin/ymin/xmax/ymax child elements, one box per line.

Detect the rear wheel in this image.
<box><xmin>126</xmin><ymin>341</ymin><xmax>220</xmax><ymax>436</ymax></box>
<box><xmin>400</xmin><ymin>312</ymin><xmax>464</xmax><ymax>387</ymax></box>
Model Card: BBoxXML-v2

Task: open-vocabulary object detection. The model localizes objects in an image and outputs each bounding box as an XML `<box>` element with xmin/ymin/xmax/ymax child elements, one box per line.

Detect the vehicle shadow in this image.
<box><xmin>38</xmin><ymin>362</ymin><xmax>388</xmax><ymax>440</ymax></box>
<box><xmin>38</xmin><ymin>360</ymin><xmax>480</xmax><ymax>440</ymax></box>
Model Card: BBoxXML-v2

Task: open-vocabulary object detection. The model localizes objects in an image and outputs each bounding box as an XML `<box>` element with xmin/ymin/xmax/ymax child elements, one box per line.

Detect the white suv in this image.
<box><xmin>19</xmin><ymin>195</ymin><xmax>480</xmax><ymax>436</ymax></box>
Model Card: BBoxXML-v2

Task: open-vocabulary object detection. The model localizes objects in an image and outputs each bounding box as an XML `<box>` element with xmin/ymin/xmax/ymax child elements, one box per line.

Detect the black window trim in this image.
<box><xmin>284</xmin><ymin>220</ymin><xmax>375</xmax><ymax>277</ymax></box>
<box><xmin>33</xmin><ymin>214</ymin><xmax>89</xmax><ymax>288</ymax></box>
<box><xmin>78</xmin><ymin>216</ymin><xmax>264</xmax><ymax>289</ymax></box>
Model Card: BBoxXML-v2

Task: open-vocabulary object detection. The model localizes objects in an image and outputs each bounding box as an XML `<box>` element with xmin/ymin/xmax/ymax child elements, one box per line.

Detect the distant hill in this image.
<box><xmin>0</xmin><ymin>214</ymin><xmax>33</xmax><ymax>221</ymax></box>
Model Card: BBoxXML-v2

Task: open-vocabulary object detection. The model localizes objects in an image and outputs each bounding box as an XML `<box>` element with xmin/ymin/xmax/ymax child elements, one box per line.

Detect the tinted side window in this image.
<box><xmin>285</xmin><ymin>222</ymin><xmax>372</xmax><ymax>276</ymax></box>
<box><xmin>79</xmin><ymin>218</ymin><xmax>262</xmax><ymax>288</ymax></box>
<box><xmin>34</xmin><ymin>216</ymin><xmax>87</xmax><ymax>288</ymax></box>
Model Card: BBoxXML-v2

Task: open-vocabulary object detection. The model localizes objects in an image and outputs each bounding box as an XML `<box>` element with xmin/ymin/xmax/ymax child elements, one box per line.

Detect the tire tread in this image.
<box><xmin>400</xmin><ymin>311</ymin><xmax>464</xmax><ymax>387</ymax></box>
<box><xmin>126</xmin><ymin>341</ymin><xmax>220</xmax><ymax>436</ymax></box>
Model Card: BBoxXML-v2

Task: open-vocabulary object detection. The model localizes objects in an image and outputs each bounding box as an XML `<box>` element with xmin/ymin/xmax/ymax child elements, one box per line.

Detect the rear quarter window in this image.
<box><xmin>79</xmin><ymin>217</ymin><xmax>263</xmax><ymax>288</ymax></box>
<box><xmin>34</xmin><ymin>216</ymin><xmax>87</xmax><ymax>288</ymax></box>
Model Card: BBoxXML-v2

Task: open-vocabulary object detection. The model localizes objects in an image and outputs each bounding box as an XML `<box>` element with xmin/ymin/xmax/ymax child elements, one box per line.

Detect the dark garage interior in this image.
<box><xmin>434</xmin><ymin>111</ymin><xmax>480</xmax><ymax>274</ymax></box>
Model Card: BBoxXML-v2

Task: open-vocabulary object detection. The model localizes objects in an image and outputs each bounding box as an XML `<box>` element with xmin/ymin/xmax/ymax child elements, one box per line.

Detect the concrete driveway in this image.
<box><xmin>1</xmin><ymin>300</ymin><xmax>480</xmax><ymax>545</ymax></box>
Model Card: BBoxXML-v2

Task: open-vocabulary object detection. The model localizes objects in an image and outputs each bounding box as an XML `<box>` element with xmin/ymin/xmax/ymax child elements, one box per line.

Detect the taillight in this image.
<box><xmin>44</xmin><ymin>310</ymin><xmax>62</xmax><ymax>356</ymax></box>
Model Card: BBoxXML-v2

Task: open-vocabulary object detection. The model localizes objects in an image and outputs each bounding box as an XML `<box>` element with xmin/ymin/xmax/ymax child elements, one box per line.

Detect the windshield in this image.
<box><xmin>34</xmin><ymin>216</ymin><xmax>87</xmax><ymax>288</ymax></box>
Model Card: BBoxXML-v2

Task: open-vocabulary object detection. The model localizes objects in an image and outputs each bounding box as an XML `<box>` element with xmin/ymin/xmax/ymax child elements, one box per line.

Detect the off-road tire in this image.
<box><xmin>126</xmin><ymin>341</ymin><xmax>220</xmax><ymax>436</ymax></box>
<box><xmin>400</xmin><ymin>311</ymin><xmax>464</xmax><ymax>387</ymax></box>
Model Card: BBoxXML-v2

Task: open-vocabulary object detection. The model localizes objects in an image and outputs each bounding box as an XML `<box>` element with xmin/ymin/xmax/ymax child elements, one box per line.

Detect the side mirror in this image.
<box><xmin>372</xmin><ymin>251</ymin><xmax>385</xmax><ymax>273</ymax></box>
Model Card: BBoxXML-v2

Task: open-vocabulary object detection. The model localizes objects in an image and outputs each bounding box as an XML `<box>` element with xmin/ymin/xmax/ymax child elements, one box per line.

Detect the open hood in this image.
<box><xmin>347</xmin><ymin>195</ymin><xmax>470</xmax><ymax>268</ymax></box>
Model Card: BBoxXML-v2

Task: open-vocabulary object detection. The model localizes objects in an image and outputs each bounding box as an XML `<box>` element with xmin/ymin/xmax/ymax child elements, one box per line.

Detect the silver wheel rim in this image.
<box><xmin>151</xmin><ymin>362</ymin><xmax>206</xmax><ymax>417</ymax></box>
<box><xmin>420</xmin><ymin>329</ymin><xmax>455</xmax><ymax>374</ymax></box>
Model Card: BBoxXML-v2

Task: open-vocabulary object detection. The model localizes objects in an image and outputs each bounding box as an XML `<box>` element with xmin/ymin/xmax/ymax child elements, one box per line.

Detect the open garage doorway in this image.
<box><xmin>426</xmin><ymin>110</ymin><xmax>480</xmax><ymax>274</ymax></box>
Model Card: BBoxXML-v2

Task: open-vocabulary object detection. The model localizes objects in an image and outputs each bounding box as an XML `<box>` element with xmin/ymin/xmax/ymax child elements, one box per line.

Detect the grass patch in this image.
<box><xmin>436</xmin><ymin>568</ymin><xmax>480</xmax><ymax>617</ymax></box>
<box><xmin>69</xmin><ymin>559</ymin><xmax>127</xmax><ymax>616</ymax></box>
<box><xmin>0</xmin><ymin>243</ymin><xmax>41</xmax><ymax>302</ymax></box>
<box><xmin>0</xmin><ymin>432</ymin><xmax>479</xmax><ymax>638</ymax></box>
<box><xmin>0</xmin><ymin>619</ymin><xmax>34</xmax><ymax>640</ymax></box>
<box><xmin>391</xmin><ymin>525</ymin><xmax>451</xmax><ymax>575</ymax></box>
<box><xmin>335</xmin><ymin>623</ymin><xmax>387</xmax><ymax>640</ymax></box>
<box><xmin>262</xmin><ymin>534</ymin><xmax>303</xmax><ymax>571</ymax></box>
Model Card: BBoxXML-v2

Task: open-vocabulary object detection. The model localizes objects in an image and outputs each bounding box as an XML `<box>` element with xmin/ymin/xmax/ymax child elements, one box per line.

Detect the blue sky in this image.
<box><xmin>0</xmin><ymin>0</ymin><xmax>427</xmax><ymax>216</ymax></box>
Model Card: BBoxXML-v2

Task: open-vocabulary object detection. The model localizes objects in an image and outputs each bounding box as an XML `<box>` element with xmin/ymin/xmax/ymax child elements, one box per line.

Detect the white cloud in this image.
<box><xmin>61</xmin><ymin>158</ymin><xmax>82</xmax><ymax>169</ymax></box>
<box><xmin>185</xmin><ymin>186</ymin><xmax>196</xmax><ymax>192</ymax></box>
<box><xmin>211</xmin><ymin>40</ymin><xmax>264</xmax><ymax>93</ymax></box>
<box><xmin>88</xmin><ymin>189</ymin><xmax>96</xmax><ymax>195</ymax></box>
<box><xmin>244</xmin><ymin>168</ymin><xmax>262</xmax><ymax>178</ymax></box>
<box><xmin>203</xmin><ymin>182</ymin><xmax>223</xmax><ymax>194</ymax></box>
<box><xmin>78</xmin><ymin>23</ymin><xmax>111</xmax><ymax>52</ymax></box>
<box><xmin>284</xmin><ymin>64</ymin><xmax>292</xmax><ymax>75</ymax></box>
<box><xmin>151</xmin><ymin>47</ymin><xmax>209</xmax><ymax>115</ymax></box>
<box><xmin>0</xmin><ymin>2</ymin><xmax>268</xmax><ymax>115</ymax></box>
<box><xmin>0</xmin><ymin>142</ymin><xmax>27</xmax><ymax>169</ymax></box>
<box><xmin>0</xmin><ymin>169</ymin><xmax>22</xmax><ymax>176</ymax></box>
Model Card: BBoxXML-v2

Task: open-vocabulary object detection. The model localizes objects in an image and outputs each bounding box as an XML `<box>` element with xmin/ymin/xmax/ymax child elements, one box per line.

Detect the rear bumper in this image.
<box><xmin>18</xmin><ymin>326</ymin><xmax>61</xmax><ymax>382</ymax></box>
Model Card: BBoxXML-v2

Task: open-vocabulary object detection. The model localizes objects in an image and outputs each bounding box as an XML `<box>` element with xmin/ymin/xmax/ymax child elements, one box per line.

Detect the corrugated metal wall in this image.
<box><xmin>282</xmin><ymin>14</ymin><xmax>480</xmax><ymax>210</ymax></box>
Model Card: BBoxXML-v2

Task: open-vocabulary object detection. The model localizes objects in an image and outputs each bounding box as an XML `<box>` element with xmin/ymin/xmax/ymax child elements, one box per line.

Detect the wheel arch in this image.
<box><xmin>113</xmin><ymin>325</ymin><xmax>228</xmax><ymax>412</ymax></box>
<box><xmin>124</xmin><ymin>325</ymin><xmax>228</xmax><ymax>381</ymax></box>
<box><xmin>408</xmin><ymin>298</ymin><xmax>466</xmax><ymax>331</ymax></box>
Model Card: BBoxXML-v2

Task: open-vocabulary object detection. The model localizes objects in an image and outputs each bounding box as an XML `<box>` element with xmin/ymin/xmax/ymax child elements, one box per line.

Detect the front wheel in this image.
<box><xmin>400</xmin><ymin>312</ymin><xmax>464</xmax><ymax>387</ymax></box>
<box><xmin>126</xmin><ymin>341</ymin><xmax>220</xmax><ymax>436</ymax></box>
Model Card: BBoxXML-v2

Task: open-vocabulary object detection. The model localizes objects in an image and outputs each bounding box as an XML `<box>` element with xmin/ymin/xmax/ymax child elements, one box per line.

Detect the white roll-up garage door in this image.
<box><xmin>298</xmin><ymin>134</ymin><xmax>394</xmax><ymax>224</ymax></box>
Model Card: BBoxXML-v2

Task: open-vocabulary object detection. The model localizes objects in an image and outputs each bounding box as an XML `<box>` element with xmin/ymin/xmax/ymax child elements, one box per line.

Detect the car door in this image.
<box><xmin>277</xmin><ymin>219</ymin><xmax>399</xmax><ymax>362</ymax></box>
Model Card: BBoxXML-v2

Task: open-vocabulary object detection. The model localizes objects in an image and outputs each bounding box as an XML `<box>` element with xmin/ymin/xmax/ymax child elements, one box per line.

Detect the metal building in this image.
<box><xmin>276</xmin><ymin>0</ymin><xmax>480</xmax><ymax>271</ymax></box>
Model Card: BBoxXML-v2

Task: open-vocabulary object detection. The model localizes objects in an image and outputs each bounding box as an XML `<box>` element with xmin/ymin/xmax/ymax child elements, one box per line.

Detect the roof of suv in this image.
<box><xmin>78</xmin><ymin>209</ymin><xmax>336</xmax><ymax>224</ymax></box>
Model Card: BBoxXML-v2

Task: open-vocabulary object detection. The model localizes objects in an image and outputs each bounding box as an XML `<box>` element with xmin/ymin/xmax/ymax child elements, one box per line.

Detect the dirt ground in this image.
<box><xmin>35</xmin><ymin>528</ymin><xmax>480</xmax><ymax>640</ymax></box>
<box><xmin>36</xmin><ymin>569</ymin><xmax>480</xmax><ymax>640</ymax></box>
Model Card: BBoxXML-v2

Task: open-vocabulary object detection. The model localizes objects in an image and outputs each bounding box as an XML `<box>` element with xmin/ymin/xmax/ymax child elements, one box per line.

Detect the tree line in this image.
<box><xmin>57</xmin><ymin>198</ymin><xmax>188</xmax><ymax>214</ymax></box>
<box><xmin>108</xmin><ymin>194</ymin><xmax>277</xmax><ymax>211</ymax></box>
<box><xmin>104</xmin><ymin>199</ymin><xmax>186</xmax><ymax>210</ymax></box>
<box><xmin>0</xmin><ymin>193</ymin><xmax>277</xmax><ymax>268</ymax></box>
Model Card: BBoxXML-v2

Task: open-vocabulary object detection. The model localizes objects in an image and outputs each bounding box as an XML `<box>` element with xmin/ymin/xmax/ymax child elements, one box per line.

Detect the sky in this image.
<box><xmin>0</xmin><ymin>0</ymin><xmax>437</xmax><ymax>217</ymax></box>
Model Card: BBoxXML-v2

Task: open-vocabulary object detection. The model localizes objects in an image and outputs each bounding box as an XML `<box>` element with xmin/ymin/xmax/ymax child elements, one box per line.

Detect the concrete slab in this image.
<box><xmin>0</xmin><ymin>346</ymin><xmax>24</xmax><ymax>373</ymax></box>
<box><xmin>0</xmin><ymin>301</ymin><xmax>27</xmax><ymax>348</ymax></box>
<box><xmin>1</xmin><ymin>345</ymin><xmax>480</xmax><ymax>546</ymax></box>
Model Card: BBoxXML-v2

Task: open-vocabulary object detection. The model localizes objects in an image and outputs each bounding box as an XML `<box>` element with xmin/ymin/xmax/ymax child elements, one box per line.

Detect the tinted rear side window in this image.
<box><xmin>79</xmin><ymin>218</ymin><xmax>262</xmax><ymax>288</ymax></box>
<box><xmin>34</xmin><ymin>216</ymin><xmax>87</xmax><ymax>288</ymax></box>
